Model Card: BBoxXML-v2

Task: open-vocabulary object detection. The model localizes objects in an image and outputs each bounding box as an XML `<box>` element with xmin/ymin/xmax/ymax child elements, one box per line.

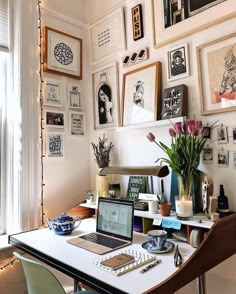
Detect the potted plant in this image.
<box><xmin>157</xmin><ymin>194</ymin><xmax>172</xmax><ymax>217</ymax></box>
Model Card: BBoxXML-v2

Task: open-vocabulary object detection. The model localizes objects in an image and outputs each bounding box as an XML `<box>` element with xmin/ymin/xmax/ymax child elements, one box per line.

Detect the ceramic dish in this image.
<box><xmin>142</xmin><ymin>240</ymin><xmax>175</xmax><ymax>254</ymax></box>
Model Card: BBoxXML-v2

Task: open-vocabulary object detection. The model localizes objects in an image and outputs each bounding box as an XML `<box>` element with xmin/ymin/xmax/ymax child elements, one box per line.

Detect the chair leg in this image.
<box><xmin>73</xmin><ymin>279</ymin><xmax>82</xmax><ymax>292</ymax></box>
<box><xmin>196</xmin><ymin>274</ymin><xmax>206</xmax><ymax>294</ymax></box>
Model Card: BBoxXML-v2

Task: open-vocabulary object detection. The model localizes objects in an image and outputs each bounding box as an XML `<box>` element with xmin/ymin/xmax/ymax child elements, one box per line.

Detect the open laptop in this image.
<box><xmin>67</xmin><ymin>197</ymin><xmax>134</xmax><ymax>254</ymax></box>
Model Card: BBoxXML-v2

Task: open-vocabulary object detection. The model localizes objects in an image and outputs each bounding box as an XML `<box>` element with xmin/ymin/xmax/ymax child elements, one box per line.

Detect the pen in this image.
<box><xmin>139</xmin><ymin>259</ymin><xmax>161</xmax><ymax>273</ymax></box>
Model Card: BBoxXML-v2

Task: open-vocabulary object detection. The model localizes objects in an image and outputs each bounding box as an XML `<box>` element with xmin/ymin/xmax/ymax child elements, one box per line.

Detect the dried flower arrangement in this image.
<box><xmin>91</xmin><ymin>134</ymin><xmax>114</xmax><ymax>168</ymax></box>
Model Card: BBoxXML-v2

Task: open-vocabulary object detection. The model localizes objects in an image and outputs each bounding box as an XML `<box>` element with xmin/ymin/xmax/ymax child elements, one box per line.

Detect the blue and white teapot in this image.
<box><xmin>48</xmin><ymin>213</ymin><xmax>81</xmax><ymax>235</ymax></box>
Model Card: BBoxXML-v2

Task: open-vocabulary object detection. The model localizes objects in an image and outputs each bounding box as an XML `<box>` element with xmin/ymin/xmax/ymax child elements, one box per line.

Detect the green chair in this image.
<box><xmin>14</xmin><ymin>252</ymin><xmax>98</xmax><ymax>294</ymax></box>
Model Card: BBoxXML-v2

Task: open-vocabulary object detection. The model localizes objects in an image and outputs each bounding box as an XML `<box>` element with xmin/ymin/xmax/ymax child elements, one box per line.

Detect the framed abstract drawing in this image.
<box><xmin>69</xmin><ymin>112</ymin><xmax>85</xmax><ymax>136</ymax></box>
<box><xmin>167</xmin><ymin>43</ymin><xmax>190</xmax><ymax>81</ymax></box>
<box><xmin>43</xmin><ymin>26</ymin><xmax>82</xmax><ymax>79</ymax></box>
<box><xmin>197</xmin><ymin>32</ymin><xmax>236</xmax><ymax>115</ymax></box>
<box><xmin>47</xmin><ymin>132</ymin><xmax>64</xmax><ymax>158</ymax></box>
<box><xmin>92</xmin><ymin>63</ymin><xmax>119</xmax><ymax>130</ymax></box>
<box><xmin>67</xmin><ymin>82</ymin><xmax>83</xmax><ymax>109</ymax></box>
<box><xmin>121</xmin><ymin>62</ymin><xmax>161</xmax><ymax>126</ymax></box>
<box><xmin>43</xmin><ymin>78</ymin><xmax>62</xmax><ymax>107</ymax></box>
<box><xmin>90</xmin><ymin>8</ymin><xmax>126</xmax><ymax>62</ymax></box>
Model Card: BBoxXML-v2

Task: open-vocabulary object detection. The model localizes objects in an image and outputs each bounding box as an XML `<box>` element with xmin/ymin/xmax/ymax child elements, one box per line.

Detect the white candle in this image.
<box><xmin>175</xmin><ymin>199</ymin><xmax>193</xmax><ymax>218</ymax></box>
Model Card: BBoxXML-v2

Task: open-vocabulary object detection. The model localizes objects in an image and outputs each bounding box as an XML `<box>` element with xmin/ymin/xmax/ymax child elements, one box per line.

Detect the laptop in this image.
<box><xmin>67</xmin><ymin>197</ymin><xmax>134</xmax><ymax>255</ymax></box>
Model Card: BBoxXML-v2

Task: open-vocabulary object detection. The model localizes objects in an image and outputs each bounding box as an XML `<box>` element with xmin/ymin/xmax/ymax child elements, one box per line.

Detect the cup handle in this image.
<box><xmin>73</xmin><ymin>216</ymin><xmax>81</xmax><ymax>229</ymax></box>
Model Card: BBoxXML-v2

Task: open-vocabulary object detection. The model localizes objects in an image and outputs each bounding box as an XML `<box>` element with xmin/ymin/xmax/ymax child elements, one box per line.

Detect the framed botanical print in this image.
<box><xmin>167</xmin><ymin>43</ymin><xmax>190</xmax><ymax>81</ymax></box>
<box><xmin>67</xmin><ymin>83</ymin><xmax>83</xmax><ymax>109</ymax></box>
<box><xmin>197</xmin><ymin>33</ymin><xmax>236</xmax><ymax>115</ymax></box>
<box><xmin>43</xmin><ymin>26</ymin><xmax>82</xmax><ymax>79</ymax></box>
<box><xmin>69</xmin><ymin>112</ymin><xmax>85</xmax><ymax>136</ymax></box>
<box><xmin>47</xmin><ymin>132</ymin><xmax>64</xmax><ymax>158</ymax></box>
<box><xmin>92</xmin><ymin>63</ymin><xmax>119</xmax><ymax>130</ymax></box>
<box><xmin>121</xmin><ymin>62</ymin><xmax>161</xmax><ymax>126</ymax></box>
<box><xmin>43</xmin><ymin>78</ymin><xmax>62</xmax><ymax>107</ymax></box>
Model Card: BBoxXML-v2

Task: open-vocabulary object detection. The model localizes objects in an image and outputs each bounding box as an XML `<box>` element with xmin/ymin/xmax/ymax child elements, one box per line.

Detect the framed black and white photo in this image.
<box><xmin>167</xmin><ymin>43</ymin><xmax>190</xmax><ymax>81</ymax></box>
<box><xmin>203</xmin><ymin>148</ymin><xmax>213</xmax><ymax>163</ymax></box>
<box><xmin>217</xmin><ymin>150</ymin><xmax>229</xmax><ymax>167</ymax></box>
<box><xmin>216</xmin><ymin>126</ymin><xmax>228</xmax><ymax>144</ymax></box>
<box><xmin>44</xmin><ymin>78</ymin><xmax>62</xmax><ymax>107</ymax></box>
<box><xmin>92</xmin><ymin>63</ymin><xmax>119</xmax><ymax>130</ymax></box>
<box><xmin>231</xmin><ymin>126</ymin><xmax>236</xmax><ymax>143</ymax></box>
<box><xmin>45</xmin><ymin>110</ymin><xmax>65</xmax><ymax>129</ymax></box>
<box><xmin>161</xmin><ymin>84</ymin><xmax>188</xmax><ymax>120</ymax></box>
<box><xmin>67</xmin><ymin>83</ymin><xmax>83</xmax><ymax>109</ymax></box>
<box><xmin>90</xmin><ymin>8</ymin><xmax>126</xmax><ymax>62</ymax></box>
<box><xmin>43</xmin><ymin>26</ymin><xmax>82</xmax><ymax>79</ymax></box>
<box><xmin>47</xmin><ymin>132</ymin><xmax>64</xmax><ymax>158</ymax></box>
<box><xmin>233</xmin><ymin>152</ymin><xmax>236</xmax><ymax>169</ymax></box>
<box><xmin>202</xmin><ymin>126</ymin><xmax>212</xmax><ymax>139</ymax></box>
<box><xmin>69</xmin><ymin>112</ymin><xmax>85</xmax><ymax>136</ymax></box>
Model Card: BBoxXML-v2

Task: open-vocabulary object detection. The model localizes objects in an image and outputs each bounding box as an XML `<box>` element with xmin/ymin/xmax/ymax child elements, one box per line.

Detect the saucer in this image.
<box><xmin>142</xmin><ymin>240</ymin><xmax>175</xmax><ymax>253</ymax></box>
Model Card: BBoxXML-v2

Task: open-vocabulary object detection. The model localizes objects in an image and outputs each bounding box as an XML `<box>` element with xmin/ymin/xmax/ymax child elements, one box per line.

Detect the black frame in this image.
<box><xmin>131</xmin><ymin>4</ymin><xmax>144</xmax><ymax>41</ymax></box>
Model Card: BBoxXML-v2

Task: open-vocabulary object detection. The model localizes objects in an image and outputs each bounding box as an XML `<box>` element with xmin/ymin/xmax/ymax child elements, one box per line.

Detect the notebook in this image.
<box><xmin>67</xmin><ymin>197</ymin><xmax>134</xmax><ymax>254</ymax></box>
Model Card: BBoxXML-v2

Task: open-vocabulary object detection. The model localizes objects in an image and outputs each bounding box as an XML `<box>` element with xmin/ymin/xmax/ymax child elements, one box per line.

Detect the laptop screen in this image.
<box><xmin>97</xmin><ymin>197</ymin><xmax>134</xmax><ymax>241</ymax></box>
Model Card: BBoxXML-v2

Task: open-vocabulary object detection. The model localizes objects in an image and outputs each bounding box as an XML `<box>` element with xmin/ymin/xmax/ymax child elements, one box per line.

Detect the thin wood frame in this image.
<box><xmin>121</xmin><ymin>62</ymin><xmax>161</xmax><ymax>126</ymax></box>
<box><xmin>43</xmin><ymin>26</ymin><xmax>82</xmax><ymax>80</ymax></box>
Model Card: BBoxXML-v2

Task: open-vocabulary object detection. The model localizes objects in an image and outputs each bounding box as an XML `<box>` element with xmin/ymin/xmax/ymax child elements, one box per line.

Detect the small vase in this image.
<box><xmin>96</xmin><ymin>173</ymin><xmax>111</xmax><ymax>197</ymax></box>
<box><xmin>159</xmin><ymin>203</ymin><xmax>172</xmax><ymax>216</ymax></box>
<box><xmin>175</xmin><ymin>175</ymin><xmax>193</xmax><ymax>220</ymax></box>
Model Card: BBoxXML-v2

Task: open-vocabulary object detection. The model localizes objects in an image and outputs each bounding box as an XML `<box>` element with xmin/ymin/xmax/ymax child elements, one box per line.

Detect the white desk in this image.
<box><xmin>9</xmin><ymin>218</ymin><xmax>195</xmax><ymax>294</ymax></box>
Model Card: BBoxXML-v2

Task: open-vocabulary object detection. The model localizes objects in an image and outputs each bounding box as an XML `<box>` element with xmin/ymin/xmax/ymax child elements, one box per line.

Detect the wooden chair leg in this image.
<box><xmin>196</xmin><ymin>274</ymin><xmax>206</xmax><ymax>294</ymax></box>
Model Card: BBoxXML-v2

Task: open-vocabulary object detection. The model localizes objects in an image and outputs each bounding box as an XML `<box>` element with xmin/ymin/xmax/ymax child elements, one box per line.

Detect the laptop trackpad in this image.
<box><xmin>67</xmin><ymin>238</ymin><xmax>111</xmax><ymax>254</ymax></box>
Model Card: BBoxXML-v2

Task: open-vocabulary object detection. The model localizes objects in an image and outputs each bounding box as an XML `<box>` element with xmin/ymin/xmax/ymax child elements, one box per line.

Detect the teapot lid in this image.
<box><xmin>54</xmin><ymin>212</ymin><xmax>74</xmax><ymax>222</ymax></box>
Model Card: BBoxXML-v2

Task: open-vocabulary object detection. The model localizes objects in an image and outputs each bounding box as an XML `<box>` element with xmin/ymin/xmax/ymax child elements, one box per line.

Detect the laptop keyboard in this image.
<box><xmin>80</xmin><ymin>233</ymin><xmax>127</xmax><ymax>249</ymax></box>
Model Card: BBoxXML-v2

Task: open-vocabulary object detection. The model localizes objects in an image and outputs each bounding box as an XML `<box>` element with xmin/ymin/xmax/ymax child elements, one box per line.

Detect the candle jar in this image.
<box><xmin>175</xmin><ymin>196</ymin><xmax>193</xmax><ymax>220</ymax></box>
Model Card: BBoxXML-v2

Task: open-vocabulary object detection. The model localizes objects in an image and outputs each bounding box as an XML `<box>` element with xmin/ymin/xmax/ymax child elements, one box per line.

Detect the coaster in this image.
<box><xmin>142</xmin><ymin>241</ymin><xmax>175</xmax><ymax>254</ymax></box>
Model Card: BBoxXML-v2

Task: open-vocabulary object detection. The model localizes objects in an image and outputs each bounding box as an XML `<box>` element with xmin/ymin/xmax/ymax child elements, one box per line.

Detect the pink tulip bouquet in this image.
<box><xmin>147</xmin><ymin>120</ymin><xmax>207</xmax><ymax>199</ymax></box>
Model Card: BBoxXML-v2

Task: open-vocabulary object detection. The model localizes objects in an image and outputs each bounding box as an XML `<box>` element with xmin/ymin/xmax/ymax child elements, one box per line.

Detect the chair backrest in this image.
<box><xmin>14</xmin><ymin>252</ymin><xmax>66</xmax><ymax>294</ymax></box>
<box><xmin>145</xmin><ymin>213</ymin><xmax>236</xmax><ymax>294</ymax></box>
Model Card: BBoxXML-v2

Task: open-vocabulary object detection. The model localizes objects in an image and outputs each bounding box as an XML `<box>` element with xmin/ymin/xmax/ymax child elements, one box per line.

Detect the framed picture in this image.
<box><xmin>131</xmin><ymin>4</ymin><xmax>144</xmax><ymax>41</ymax></box>
<box><xmin>203</xmin><ymin>148</ymin><xmax>213</xmax><ymax>163</ymax></box>
<box><xmin>69</xmin><ymin>112</ymin><xmax>85</xmax><ymax>136</ymax></box>
<box><xmin>90</xmin><ymin>8</ymin><xmax>126</xmax><ymax>62</ymax></box>
<box><xmin>67</xmin><ymin>83</ymin><xmax>83</xmax><ymax>109</ymax></box>
<box><xmin>43</xmin><ymin>78</ymin><xmax>62</xmax><ymax>107</ymax></box>
<box><xmin>217</xmin><ymin>150</ymin><xmax>229</xmax><ymax>167</ymax></box>
<box><xmin>47</xmin><ymin>132</ymin><xmax>64</xmax><ymax>158</ymax></box>
<box><xmin>122</xmin><ymin>62</ymin><xmax>161</xmax><ymax>126</ymax></box>
<box><xmin>233</xmin><ymin>152</ymin><xmax>236</xmax><ymax>168</ymax></box>
<box><xmin>216</xmin><ymin>126</ymin><xmax>228</xmax><ymax>144</ymax></box>
<box><xmin>161</xmin><ymin>84</ymin><xmax>188</xmax><ymax>120</ymax></box>
<box><xmin>43</xmin><ymin>26</ymin><xmax>82</xmax><ymax>79</ymax></box>
<box><xmin>232</xmin><ymin>126</ymin><xmax>236</xmax><ymax>143</ymax></box>
<box><xmin>122</xmin><ymin>47</ymin><xmax>149</xmax><ymax>68</ymax></box>
<box><xmin>92</xmin><ymin>63</ymin><xmax>119</xmax><ymax>130</ymax></box>
<box><xmin>45</xmin><ymin>110</ymin><xmax>65</xmax><ymax>129</ymax></box>
<box><xmin>202</xmin><ymin>126</ymin><xmax>212</xmax><ymax>139</ymax></box>
<box><xmin>197</xmin><ymin>33</ymin><xmax>236</xmax><ymax>115</ymax></box>
<box><xmin>152</xmin><ymin>0</ymin><xmax>236</xmax><ymax>48</ymax></box>
<box><xmin>167</xmin><ymin>44</ymin><xmax>190</xmax><ymax>81</ymax></box>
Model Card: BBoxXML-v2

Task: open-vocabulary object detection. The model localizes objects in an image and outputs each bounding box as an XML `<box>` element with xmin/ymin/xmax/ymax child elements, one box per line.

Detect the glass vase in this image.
<box><xmin>175</xmin><ymin>174</ymin><xmax>193</xmax><ymax>220</ymax></box>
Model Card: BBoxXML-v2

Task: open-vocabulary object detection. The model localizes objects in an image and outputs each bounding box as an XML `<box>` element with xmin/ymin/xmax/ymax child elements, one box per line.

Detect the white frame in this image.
<box><xmin>67</xmin><ymin>82</ymin><xmax>83</xmax><ymax>110</ymax></box>
<box><xmin>232</xmin><ymin>126</ymin><xmax>236</xmax><ymax>143</ymax></box>
<box><xmin>217</xmin><ymin>150</ymin><xmax>229</xmax><ymax>167</ymax></box>
<box><xmin>167</xmin><ymin>43</ymin><xmax>190</xmax><ymax>81</ymax></box>
<box><xmin>203</xmin><ymin>147</ymin><xmax>213</xmax><ymax>163</ymax></box>
<box><xmin>69</xmin><ymin>111</ymin><xmax>85</xmax><ymax>136</ymax></box>
<box><xmin>44</xmin><ymin>78</ymin><xmax>62</xmax><ymax>107</ymax></box>
<box><xmin>233</xmin><ymin>152</ymin><xmax>236</xmax><ymax>169</ymax></box>
<box><xmin>47</xmin><ymin>132</ymin><xmax>64</xmax><ymax>158</ymax></box>
<box><xmin>92</xmin><ymin>63</ymin><xmax>119</xmax><ymax>130</ymax></box>
<box><xmin>152</xmin><ymin>0</ymin><xmax>236</xmax><ymax>48</ymax></box>
<box><xmin>45</xmin><ymin>110</ymin><xmax>65</xmax><ymax>129</ymax></box>
<box><xmin>216</xmin><ymin>126</ymin><xmax>228</xmax><ymax>144</ymax></box>
<box><xmin>90</xmin><ymin>8</ymin><xmax>126</xmax><ymax>63</ymax></box>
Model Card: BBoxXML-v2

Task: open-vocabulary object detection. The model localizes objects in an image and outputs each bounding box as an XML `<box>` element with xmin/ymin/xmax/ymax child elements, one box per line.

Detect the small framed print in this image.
<box><xmin>203</xmin><ymin>148</ymin><xmax>213</xmax><ymax>163</ymax></box>
<box><xmin>67</xmin><ymin>83</ymin><xmax>83</xmax><ymax>109</ymax></box>
<box><xmin>131</xmin><ymin>4</ymin><xmax>144</xmax><ymax>41</ymax></box>
<box><xmin>69</xmin><ymin>112</ymin><xmax>85</xmax><ymax>136</ymax></box>
<box><xmin>216</xmin><ymin>126</ymin><xmax>228</xmax><ymax>144</ymax></box>
<box><xmin>233</xmin><ymin>152</ymin><xmax>236</xmax><ymax>169</ymax></box>
<box><xmin>202</xmin><ymin>126</ymin><xmax>211</xmax><ymax>139</ymax></box>
<box><xmin>45</xmin><ymin>110</ymin><xmax>65</xmax><ymax>129</ymax></box>
<box><xmin>47</xmin><ymin>132</ymin><xmax>64</xmax><ymax>158</ymax></box>
<box><xmin>217</xmin><ymin>150</ymin><xmax>229</xmax><ymax>167</ymax></box>
<box><xmin>167</xmin><ymin>43</ymin><xmax>190</xmax><ymax>81</ymax></box>
<box><xmin>232</xmin><ymin>126</ymin><xmax>236</xmax><ymax>143</ymax></box>
<box><xmin>44</xmin><ymin>79</ymin><xmax>62</xmax><ymax>107</ymax></box>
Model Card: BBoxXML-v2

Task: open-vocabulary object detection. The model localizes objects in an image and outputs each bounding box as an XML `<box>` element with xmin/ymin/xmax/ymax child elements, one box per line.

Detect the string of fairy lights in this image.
<box><xmin>0</xmin><ymin>0</ymin><xmax>44</xmax><ymax>273</ymax></box>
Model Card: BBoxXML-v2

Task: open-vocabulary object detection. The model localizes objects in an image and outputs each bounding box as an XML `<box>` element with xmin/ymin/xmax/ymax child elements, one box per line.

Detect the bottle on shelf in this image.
<box><xmin>217</xmin><ymin>184</ymin><xmax>229</xmax><ymax>213</ymax></box>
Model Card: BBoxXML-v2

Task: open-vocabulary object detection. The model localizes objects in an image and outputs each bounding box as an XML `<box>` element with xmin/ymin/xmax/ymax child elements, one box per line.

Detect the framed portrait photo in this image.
<box><xmin>43</xmin><ymin>26</ymin><xmax>82</xmax><ymax>79</ymax></box>
<box><xmin>167</xmin><ymin>43</ymin><xmax>190</xmax><ymax>81</ymax></box>
<box><xmin>231</xmin><ymin>126</ymin><xmax>236</xmax><ymax>143</ymax></box>
<box><xmin>45</xmin><ymin>110</ymin><xmax>65</xmax><ymax>129</ymax></box>
<box><xmin>217</xmin><ymin>150</ymin><xmax>229</xmax><ymax>167</ymax></box>
<box><xmin>69</xmin><ymin>112</ymin><xmax>85</xmax><ymax>136</ymax></box>
<box><xmin>216</xmin><ymin>126</ymin><xmax>228</xmax><ymax>144</ymax></box>
<box><xmin>121</xmin><ymin>62</ymin><xmax>161</xmax><ymax>126</ymax></box>
<box><xmin>43</xmin><ymin>78</ymin><xmax>62</xmax><ymax>107</ymax></box>
<box><xmin>47</xmin><ymin>132</ymin><xmax>64</xmax><ymax>158</ymax></box>
<box><xmin>203</xmin><ymin>148</ymin><xmax>213</xmax><ymax>163</ymax></box>
<box><xmin>92</xmin><ymin>63</ymin><xmax>119</xmax><ymax>130</ymax></box>
<box><xmin>197</xmin><ymin>32</ymin><xmax>236</xmax><ymax>115</ymax></box>
<box><xmin>67</xmin><ymin>83</ymin><xmax>83</xmax><ymax>109</ymax></box>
